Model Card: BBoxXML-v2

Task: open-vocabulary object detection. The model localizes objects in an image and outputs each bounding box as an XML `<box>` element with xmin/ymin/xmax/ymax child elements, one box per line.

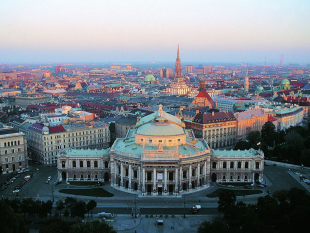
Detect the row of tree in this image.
<box><xmin>234</xmin><ymin>121</ymin><xmax>310</xmax><ymax>166</ymax></box>
<box><xmin>198</xmin><ymin>187</ymin><xmax>310</xmax><ymax>233</ymax></box>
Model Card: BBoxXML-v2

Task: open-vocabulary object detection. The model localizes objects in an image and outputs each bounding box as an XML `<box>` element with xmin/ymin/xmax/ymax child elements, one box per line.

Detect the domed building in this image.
<box><xmin>110</xmin><ymin>105</ymin><xmax>265</xmax><ymax>196</ymax></box>
<box><xmin>144</xmin><ymin>71</ymin><xmax>157</xmax><ymax>83</ymax></box>
<box><xmin>256</xmin><ymin>85</ymin><xmax>264</xmax><ymax>94</ymax></box>
<box><xmin>110</xmin><ymin>104</ymin><xmax>212</xmax><ymax>196</ymax></box>
<box><xmin>279</xmin><ymin>77</ymin><xmax>290</xmax><ymax>90</ymax></box>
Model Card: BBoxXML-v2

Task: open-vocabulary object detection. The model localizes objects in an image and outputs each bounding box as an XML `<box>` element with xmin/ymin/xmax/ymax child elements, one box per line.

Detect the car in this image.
<box><xmin>24</xmin><ymin>175</ymin><xmax>31</xmax><ymax>180</ymax></box>
<box><xmin>190</xmin><ymin>208</ymin><xmax>198</xmax><ymax>214</ymax></box>
<box><xmin>45</xmin><ymin>180</ymin><xmax>49</xmax><ymax>184</ymax></box>
<box><xmin>303</xmin><ymin>179</ymin><xmax>310</xmax><ymax>183</ymax></box>
<box><xmin>227</xmin><ymin>185</ymin><xmax>235</xmax><ymax>188</ymax></box>
<box><xmin>12</xmin><ymin>189</ymin><xmax>20</xmax><ymax>193</ymax></box>
<box><xmin>36</xmin><ymin>168</ymin><xmax>40</xmax><ymax>171</ymax></box>
<box><xmin>48</xmin><ymin>176</ymin><xmax>52</xmax><ymax>180</ymax></box>
<box><xmin>257</xmin><ymin>184</ymin><xmax>266</xmax><ymax>188</ymax></box>
<box><xmin>54</xmin><ymin>181</ymin><xmax>60</xmax><ymax>185</ymax></box>
<box><xmin>294</xmin><ymin>172</ymin><xmax>300</xmax><ymax>175</ymax></box>
<box><xmin>244</xmin><ymin>185</ymin><xmax>253</xmax><ymax>189</ymax></box>
<box><xmin>24</xmin><ymin>169</ymin><xmax>30</xmax><ymax>172</ymax></box>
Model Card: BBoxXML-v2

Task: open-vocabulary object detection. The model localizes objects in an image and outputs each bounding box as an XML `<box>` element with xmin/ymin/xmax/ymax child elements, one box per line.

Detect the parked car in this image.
<box><xmin>227</xmin><ymin>185</ymin><xmax>234</xmax><ymax>188</ymax></box>
<box><xmin>257</xmin><ymin>184</ymin><xmax>266</xmax><ymax>188</ymax></box>
<box><xmin>45</xmin><ymin>180</ymin><xmax>49</xmax><ymax>184</ymax></box>
<box><xmin>12</xmin><ymin>189</ymin><xmax>20</xmax><ymax>193</ymax></box>
<box><xmin>244</xmin><ymin>185</ymin><xmax>253</xmax><ymax>189</ymax></box>
<box><xmin>36</xmin><ymin>168</ymin><xmax>40</xmax><ymax>171</ymax></box>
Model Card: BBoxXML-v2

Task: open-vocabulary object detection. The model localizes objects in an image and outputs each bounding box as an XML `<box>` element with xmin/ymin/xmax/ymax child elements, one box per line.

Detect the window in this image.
<box><xmin>238</xmin><ymin>162</ymin><xmax>241</xmax><ymax>169</ymax></box>
<box><xmin>223</xmin><ymin>175</ymin><xmax>226</xmax><ymax>180</ymax></box>
<box><xmin>223</xmin><ymin>162</ymin><xmax>227</xmax><ymax>169</ymax></box>
<box><xmin>159</xmin><ymin>140</ymin><xmax>162</xmax><ymax>142</ymax></box>
<box><xmin>256</xmin><ymin>162</ymin><xmax>259</xmax><ymax>169</ymax></box>
<box><xmin>212</xmin><ymin>162</ymin><xmax>216</xmax><ymax>169</ymax></box>
<box><xmin>80</xmin><ymin>161</ymin><xmax>83</xmax><ymax>167</ymax></box>
<box><xmin>5</xmin><ymin>150</ymin><xmax>7</xmax><ymax>154</ymax></box>
<box><xmin>105</xmin><ymin>161</ymin><xmax>108</xmax><ymax>168</ymax></box>
<box><xmin>73</xmin><ymin>161</ymin><xmax>76</xmax><ymax>167</ymax></box>
<box><xmin>125</xmin><ymin>168</ymin><xmax>128</xmax><ymax>176</ymax></box>
<box><xmin>192</xmin><ymin>169</ymin><xmax>195</xmax><ymax>176</ymax></box>
<box><xmin>62</xmin><ymin>161</ymin><xmax>65</xmax><ymax>168</ymax></box>
<box><xmin>94</xmin><ymin>161</ymin><xmax>98</xmax><ymax>168</ymax></box>
<box><xmin>134</xmin><ymin>170</ymin><xmax>138</xmax><ymax>178</ymax></box>
<box><xmin>4</xmin><ymin>142</ymin><xmax>6</xmax><ymax>147</ymax></box>
<box><xmin>245</xmin><ymin>162</ymin><xmax>248</xmax><ymax>169</ymax></box>
<box><xmin>19</xmin><ymin>162</ymin><xmax>21</xmax><ymax>166</ymax></box>
<box><xmin>230</xmin><ymin>162</ymin><xmax>234</xmax><ymax>169</ymax></box>
<box><xmin>183</xmin><ymin>171</ymin><xmax>187</xmax><ymax>178</ymax></box>
<box><xmin>87</xmin><ymin>161</ymin><xmax>91</xmax><ymax>168</ymax></box>
<box><xmin>18</xmin><ymin>148</ymin><xmax>21</xmax><ymax>152</ymax></box>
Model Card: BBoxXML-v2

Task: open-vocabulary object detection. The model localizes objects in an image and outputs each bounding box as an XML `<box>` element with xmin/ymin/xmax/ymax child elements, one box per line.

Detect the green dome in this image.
<box><xmin>144</xmin><ymin>72</ymin><xmax>156</xmax><ymax>82</ymax></box>
<box><xmin>281</xmin><ymin>78</ymin><xmax>290</xmax><ymax>85</ymax></box>
<box><xmin>257</xmin><ymin>85</ymin><xmax>264</xmax><ymax>91</ymax></box>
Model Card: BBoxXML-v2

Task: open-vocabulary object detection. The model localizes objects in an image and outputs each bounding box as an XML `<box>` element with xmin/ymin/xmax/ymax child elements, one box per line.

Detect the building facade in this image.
<box><xmin>185</xmin><ymin>111</ymin><xmax>237</xmax><ymax>149</ymax></box>
<box><xmin>0</xmin><ymin>128</ymin><xmax>28</xmax><ymax>174</ymax></box>
<box><xmin>57</xmin><ymin>148</ymin><xmax>110</xmax><ymax>182</ymax></box>
<box><xmin>28</xmin><ymin>121</ymin><xmax>109</xmax><ymax>164</ymax></box>
<box><xmin>235</xmin><ymin>109</ymin><xmax>268</xmax><ymax>141</ymax></box>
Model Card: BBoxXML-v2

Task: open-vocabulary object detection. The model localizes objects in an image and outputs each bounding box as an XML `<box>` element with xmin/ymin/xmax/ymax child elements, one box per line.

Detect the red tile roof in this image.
<box><xmin>48</xmin><ymin>125</ymin><xmax>66</xmax><ymax>134</ymax></box>
<box><xmin>193</xmin><ymin>111</ymin><xmax>236</xmax><ymax>124</ymax></box>
<box><xmin>195</xmin><ymin>89</ymin><xmax>215</xmax><ymax>107</ymax></box>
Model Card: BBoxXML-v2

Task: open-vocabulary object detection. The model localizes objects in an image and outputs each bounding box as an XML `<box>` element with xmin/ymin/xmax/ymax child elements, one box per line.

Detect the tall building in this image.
<box><xmin>165</xmin><ymin>46</ymin><xmax>195</xmax><ymax>96</ymax></box>
<box><xmin>175</xmin><ymin>44</ymin><xmax>182</xmax><ymax>78</ymax></box>
<box><xmin>204</xmin><ymin>66</ymin><xmax>213</xmax><ymax>74</ymax></box>
<box><xmin>186</xmin><ymin>65</ymin><xmax>194</xmax><ymax>73</ymax></box>
<box><xmin>244</xmin><ymin>66</ymin><xmax>249</xmax><ymax>93</ymax></box>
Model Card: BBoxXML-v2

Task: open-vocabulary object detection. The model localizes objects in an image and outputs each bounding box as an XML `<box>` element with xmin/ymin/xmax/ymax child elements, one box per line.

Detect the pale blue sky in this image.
<box><xmin>0</xmin><ymin>0</ymin><xmax>309</xmax><ymax>64</ymax></box>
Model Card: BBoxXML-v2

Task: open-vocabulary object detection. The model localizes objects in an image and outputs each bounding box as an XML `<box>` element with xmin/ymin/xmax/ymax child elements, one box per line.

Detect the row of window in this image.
<box><xmin>4</xmin><ymin>148</ymin><xmax>22</xmax><ymax>154</ymax></box>
<box><xmin>4</xmin><ymin>156</ymin><xmax>23</xmax><ymax>162</ymax></box>
<box><xmin>3</xmin><ymin>141</ymin><xmax>21</xmax><ymax>147</ymax></box>
<box><xmin>62</xmin><ymin>160</ymin><xmax>109</xmax><ymax>168</ymax></box>
<box><xmin>212</xmin><ymin>161</ymin><xmax>260</xmax><ymax>169</ymax></box>
<box><xmin>43</xmin><ymin>130</ymin><xmax>107</xmax><ymax>140</ymax></box>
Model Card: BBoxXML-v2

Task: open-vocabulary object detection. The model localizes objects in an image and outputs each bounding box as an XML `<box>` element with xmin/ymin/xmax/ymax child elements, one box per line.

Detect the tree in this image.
<box><xmin>197</xmin><ymin>218</ymin><xmax>231</xmax><ymax>233</ymax></box>
<box><xmin>261</xmin><ymin>121</ymin><xmax>276</xmax><ymax>147</ymax></box>
<box><xmin>63</xmin><ymin>208</ymin><xmax>69</xmax><ymax>219</ymax></box>
<box><xmin>39</xmin><ymin>217</ymin><xmax>69</xmax><ymax>233</ymax></box>
<box><xmin>0</xmin><ymin>201</ymin><xmax>29</xmax><ymax>233</ymax></box>
<box><xmin>56</xmin><ymin>200</ymin><xmax>65</xmax><ymax>216</ymax></box>
<box><xmin>71</xmin><ymin>201</ymin><xmax>87</xmax><ymax>221</ymax></box>
<box><xmin>247</xmin><ymin>130</ymin><xmax>261</xmax><ymax>145</ymax></box>
<box><xmin>234</xmin><ymin>140</ymin><xmax>250</xmax><ymax>150</ymax></box>
<box><xmin>69</xmin><ymin>220</ymin><xmax>116</xmax><ymax>233</ymax></box>
<box><xmin>86</xmin><ymin>200</ymin><xmax>97</xmax><ymax>218</ymax></box>
<box><xmin>217</xmin><ymin>189</ymin><xmax>236</xmax><ymax>218</ymax></box>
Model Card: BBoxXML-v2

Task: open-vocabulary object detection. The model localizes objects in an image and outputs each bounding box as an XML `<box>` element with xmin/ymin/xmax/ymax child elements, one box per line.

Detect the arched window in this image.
<box><xmin>256</xmin><ymin>162</ymin><xmax>259</xmax><ymax>169</ymax></box>
<box><xmin>87</xmin><ymin>161</ymin><xmax>91</xmax><ymax>168</ymax></box>
<box><xmin>4</xmin><ymin>142</ymin><xmax>6</xmax><ymax>147</ymax></box>
<box><xmin>73</xmin><ymin>161</ymin><xmax>76</xmax><ymax>167</ymax></box>
<box><xmin>223</xmin><ymin>162</ymin><xmax>227</xmax><ymax>169</ymax></box>
<box><xmin>94</xmin><ymin>161</ymin><xmax>98</xmax><ymax>168</ymax></box>
<box><xmin>230</xmin><ymin>162</ymin><xmax>234</xmax><ymax>169</ymax></box>
<box><xmin>104</xmin><ymin>161</ymin><xmax>108</xmax><ymax>168</ymax></box>
<box><xmin>245</xmin><ymin>162</ymin><xmax>249</xmax><ymax>169</ymax></box>
<box><xmin>212</xmin><ymin>162</ymin><xmax>216</xmax><ymax>169</ymax></box>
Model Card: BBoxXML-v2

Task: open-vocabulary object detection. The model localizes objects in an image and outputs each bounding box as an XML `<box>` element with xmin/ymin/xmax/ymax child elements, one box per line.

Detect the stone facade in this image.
<box><xmin>28</xmin><ymin>121</ymin><xmax>109</xmax><ymax>164</ymax></box>
<box><xmin>0</xmin><ymin>128</ymin><xmax>28</xmax><ymax>174</ymax></box>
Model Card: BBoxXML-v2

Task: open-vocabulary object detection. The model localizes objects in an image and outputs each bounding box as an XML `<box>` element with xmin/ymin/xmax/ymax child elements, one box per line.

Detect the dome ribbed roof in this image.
<box><xmin>281</xmin><ymin>78</ymin><xmax>290</xmax><ymax>85</ymax></box>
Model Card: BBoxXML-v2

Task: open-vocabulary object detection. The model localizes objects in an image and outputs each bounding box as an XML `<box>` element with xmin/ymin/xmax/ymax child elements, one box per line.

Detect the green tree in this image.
<box><xmin>39</xmin><ymin>217</ymin><xmax>69</xmax><ymax>233</ymax></box>
<box><xmin>234</xmin><ymin>140</ymin><xmax>250</xmax><ymax>150</ymax></box>
<box><xmin>0</xmin><ymin>201</ymin><xmax>29</xmax><ymax>233</ymax></box>
<box><xmin>86</xmin><ymin>200</ymin><xmax>97</xmax><ymax>218</ymax></box>
<box><xmin>261</xmin><ymin>121</ymin><xmax>276</xmax><ymax>147</ymax></box>
<box><xmin>71</xmin><ymin>201</ymin><xmax>87</xmax><ymax>221</ymax></box>
<box><xmin>69</xmin><ymin>220</ymin><xmax>116</xmax><ymax>233</ymax></box>
<box><xmin>56</xmin><ymin>200</ymin><xmax>65</xmax><ymax>216</ymax></box>
<box><xmin>63</xmin><ymin>208</ymin><xmax>69</xmax><ymax>219</ymax></box>
<box><xmin>247</xmin><ymin>130</ymin><xmax>261</xmax><ymax>145</ymax></box>
<box><xmin>217</xmin><ymin>189</ymin><xmax>236</xmax><ymax>218</ymax></box>
<box><xmin>197</xmin><ymin>218</ymin><xmax>231</xmax><ymax>233</ymax></box>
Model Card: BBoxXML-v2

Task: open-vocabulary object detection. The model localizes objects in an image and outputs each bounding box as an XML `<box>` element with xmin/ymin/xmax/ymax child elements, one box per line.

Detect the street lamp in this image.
<box><xmin>183</xmin><ymin>196</ymin><xmax>186</xmax><ymax>218</ymax></box>
<box><xmin>52</xmin><ymin>183</ymin><xmax>54</xmax><ymax>202</ymax></box>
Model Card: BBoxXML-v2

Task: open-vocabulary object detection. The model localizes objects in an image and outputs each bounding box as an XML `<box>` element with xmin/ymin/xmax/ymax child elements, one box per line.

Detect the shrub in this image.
<box><xmin>172</xmin><ymin>214</ymin><xmax>175</xmax><ymax>218</ymax></box>
<box><xmin>145</xmin><ymin>215</ymin><xmax>148</xmax><ymax>218</ymax></box>
<box><xmin>150</xmin><ymin>214</ymin><xmax>153</xmax><ymax>218</ymax></box>
<box><xmin>165</xmin><ymin>215</ymin><xmax>168</xmax><ymax>218</ymax></box>
<box><xmin>159</xmin><ymin>214</ymin><xmax>163</xmax><ymax>217</ymax></box>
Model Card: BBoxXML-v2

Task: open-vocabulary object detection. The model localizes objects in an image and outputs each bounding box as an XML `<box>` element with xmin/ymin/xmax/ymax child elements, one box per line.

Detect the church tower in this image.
<box><xmin>244</xmin><ymin>65</ymin><xmax>249</xmax><ymax>93</ymax></box>
<box><xmin>175</xmin><ymin>45</ymin><xmax>182</xmax><ymax>78</ymax></box>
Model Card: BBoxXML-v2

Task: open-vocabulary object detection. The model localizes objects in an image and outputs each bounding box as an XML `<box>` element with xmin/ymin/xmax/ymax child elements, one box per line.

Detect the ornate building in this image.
<box><xmin>191</xmin><ymin>81</ymin><xmax>215</xmax><ymax>108</ymax></box>
<box><xmin>165</xmin><ymin>46</ymin><xmax>195</xmax><ymax>96</ymax></box>
<box><xmin>110</xmin><ymin>105</ymin><xmax>212</xmax><ymax>195</ymax></box>
<box><xmin>56</xmin><ymin>105</ymin><xmax>265</xmax><ymax>196</ymax></box>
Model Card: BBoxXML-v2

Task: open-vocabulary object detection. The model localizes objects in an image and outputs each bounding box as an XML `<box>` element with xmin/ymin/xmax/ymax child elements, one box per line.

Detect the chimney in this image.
<box><xmin>212</xmin><ymin>111</ymin><xmax>214</xmax><ymax>116</ymax></box>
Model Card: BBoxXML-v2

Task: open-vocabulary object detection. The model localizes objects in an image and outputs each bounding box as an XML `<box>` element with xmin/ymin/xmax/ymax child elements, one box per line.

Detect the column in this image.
<box><xmin>142</xmin><ymin>167</ymin><xmax>145</xmax><ymax>194</ymax></box>
<box><xmin>175</xmin><ymin>168</ymin><xmax>178</xmax><ymax>193</ymax></box>
<box><xmin>138</xmin><ymin>166</ymin><xmax>141</xmax><ymax>191</ymax></box>
<box><xmin>204</xmin><ymin>161</ymin><xmax>207</xmax><ymax>185</ymax></box>
<box><xmin>164</xmin><ymin>168</ymin><xmax>167</xmax><ymax>192</ymax></box>
<box><xmin>120</xmin><ymin>162</ymin><xmax>123</xmax><ymax>187</ymax></box>
<box><xmin>153</xmin><ymin>167</ymin><xmax>156</xmax><ymax>193</ymax></box>
<box><xmin>197</xmin><ymin>163</ymin><xmax>200</xmax><ymax>186</ymax></box>
<box><xmin>114</xmin><ymin>161</ymin><xmax>117</xmax><ymax>186</ymax></box>
<box><xmin>189</xmin><ymin>164</ymin><xmax>192</xmax><ymax>189</ymax></box>
<box><xmin>179</xmin><ymin>166</ymin><xmax>183</xmax><ymax>191</ymax></box>
<box><xmin>129</xmin><ymin>164</ymin><xmax>132</xmax><ymax>190</ymax></box>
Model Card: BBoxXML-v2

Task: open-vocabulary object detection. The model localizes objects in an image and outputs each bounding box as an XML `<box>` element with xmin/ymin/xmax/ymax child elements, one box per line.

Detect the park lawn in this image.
<box><xmin>206</xmin><ymin>188</ymin><xmax>263</xmax><ymax>197</ymax></box>
<box><xmin>68</xmin><ymin>181</ymin><xmax>104</xmax><ymax>186</ymax></box>
<box><xmin>59</xmin><ymin>188</ymin><xmax>114</xmax><ymax>197</ymax></box>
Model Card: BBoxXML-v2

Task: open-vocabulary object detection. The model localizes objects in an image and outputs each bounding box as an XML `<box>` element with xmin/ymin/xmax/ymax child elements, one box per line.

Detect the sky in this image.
<box><xmin>1</xmin><ymin>0</ymin><xmax>310</xmax><ymax>64</ymax></box>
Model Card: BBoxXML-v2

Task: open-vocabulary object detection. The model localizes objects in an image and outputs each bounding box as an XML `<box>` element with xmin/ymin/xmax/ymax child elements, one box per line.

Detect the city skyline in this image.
<box><xmin>1</xmin><ymin>0</ymin><xmax>310</xmax><ymax>64</ymax></box>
